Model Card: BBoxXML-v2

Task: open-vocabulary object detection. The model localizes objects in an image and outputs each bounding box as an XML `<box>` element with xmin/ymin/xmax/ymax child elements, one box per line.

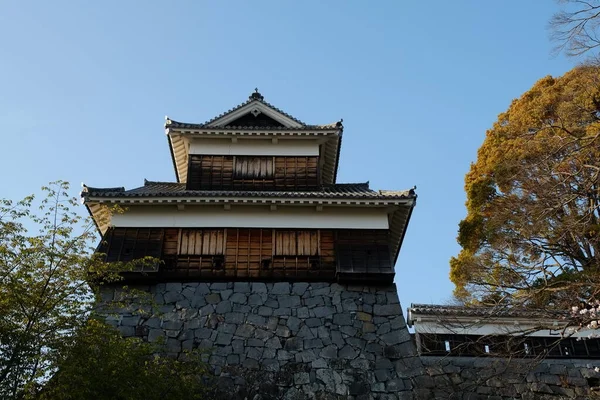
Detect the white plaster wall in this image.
<box><xmin>189</xmin><ymin>138</ymin><xmax>320</xmax><ymax>156</ymax></box>
<box><xmin>111</xmin><ymin>205</ymin><xmax>389</xmax><ymax>229</ymax></box>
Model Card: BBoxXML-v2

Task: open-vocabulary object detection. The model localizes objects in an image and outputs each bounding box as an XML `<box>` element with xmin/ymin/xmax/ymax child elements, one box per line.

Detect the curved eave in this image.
<box><xmin>83</xmin><ymin>195</ymin><xmax>415</xmax><ymax>244</ymax></box>
<box><xmin>166</xmin><ymin>127</ymin><xmax>342</xmax><ymax>185</ymax></box>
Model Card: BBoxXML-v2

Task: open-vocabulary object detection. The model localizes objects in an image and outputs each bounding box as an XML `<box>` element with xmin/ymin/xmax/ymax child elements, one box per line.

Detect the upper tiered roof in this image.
<box><xmin>165</xmin><ymin>90</ymin><xmax>343</xmax><ymax>185</ymax></box>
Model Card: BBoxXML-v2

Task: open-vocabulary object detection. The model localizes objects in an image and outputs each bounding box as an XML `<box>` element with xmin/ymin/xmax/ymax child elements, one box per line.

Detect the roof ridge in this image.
<box><xmin>82</xmin><ymin>184</ymin><xmax>124</xmax><ymax>193</ymax></box>
<box><xmin>144</xmin><ymin>179</ymin><xmax>182</xmax><ymax>186</ymax></box>
<box><xmin>325</xmin><ymin>182</ymin><xmax>370</xmax><ymax>189</ymax></box>
<box><xmin>166</xmin><ymin>91</ymin><xmax>313</xmax><ymax>128</ymax></box>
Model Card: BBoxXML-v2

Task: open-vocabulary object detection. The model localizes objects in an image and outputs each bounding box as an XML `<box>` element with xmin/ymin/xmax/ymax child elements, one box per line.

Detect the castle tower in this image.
<box><xmin>83</xmin><ymin>91</ymin><xmax>419</xmax><ymax>398</ymax></box>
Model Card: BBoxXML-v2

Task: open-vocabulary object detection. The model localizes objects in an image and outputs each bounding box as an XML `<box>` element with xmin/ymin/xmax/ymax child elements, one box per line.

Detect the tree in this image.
<box><xmin>0</xmin><ymin>181</ymin><xmax>122</xmax><ymax>398</ymax></box>
<box><xmin>0</xmin><ymin>182</ymin><xmax>210</xmax><ymax>399</ymax></box>
<box><xmin>551</xmin><ymin>0</ymin><xmax>600</xmax><ymax>59</ymax></box>
<box><xmin>38</xmin><ymin>319</ymin><xmax>212</xmax><ymax>400</ymax></box>
<box><xmin>450</xmin><ymin>66</ymin><xmax>600</xmax><ymax>309</ymax></box>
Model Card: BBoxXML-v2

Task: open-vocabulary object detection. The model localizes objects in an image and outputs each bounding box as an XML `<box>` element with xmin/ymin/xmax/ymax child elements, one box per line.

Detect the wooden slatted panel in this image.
<box><xmin>274</xmin><ymin>156</ymin><xmax>319</xmax><ymax>189</ymax></box>
<box><xmin>225</xmin><ymin>228</ymin><xmax>272</xmax><ymax>278</ymax></box>
<box><xmin>297</xmin><ymin>231</ymin><xmax>319</xmax><ymax>256</ymax></box>
<box><xmin>188</xmin><ymin>155</ymin><xmax>318</xmax><ymax>190</ymax></box>
<box><xmin>163</xmin><ymin>229</ymin><xmax>179</xmax><ymax>255</ymax></box>
<box><xmin>187</xmin><ymin>155</ymin><xmax>234</xmax><ymax>190</ymax></box>
<box><xmin>320</xmin><ymin>229</ymin><xmax>335</xmax><ymax>267</ymax></box>
<box><xmin>275</xmin><ymin>231</ymin><xmax>296</xmax><ymax>255</ymax></box>
<box><xmin>234</xmin><ymin>157</ymin><xmax>273</xmax><ymax>179</ymax></box>
<box><xmin>179</xmin><ymin>229</ymin><xmax>225</xmax><ymax>255</ymax></box>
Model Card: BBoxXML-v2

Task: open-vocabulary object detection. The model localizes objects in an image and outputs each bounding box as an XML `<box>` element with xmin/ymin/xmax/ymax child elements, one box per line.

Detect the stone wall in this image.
<box><xmin>99</xmin><ymin>282</ymin><xmax>420</xmax><ymax>399</ymax></box>
<box><xmin>417</xmin><ymin>356</ymin><xmax>600</xmax><ymax>400</ymax></box>
<box><xmin>99</xmin><ymin>282</ymin><xmax>600</xmax><ymax>399</ymax></box>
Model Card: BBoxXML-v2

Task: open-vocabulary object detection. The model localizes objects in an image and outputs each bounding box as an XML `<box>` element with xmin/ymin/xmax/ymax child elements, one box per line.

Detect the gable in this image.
<box><xmin>225</xmin><ymin>112</ymin><xmax>284</xmax><ymax>128</ymax></box>
<box><xmin>205</xmin><ymin>96</ymin><xmax>305</xmax><ymax>129</ymax></box>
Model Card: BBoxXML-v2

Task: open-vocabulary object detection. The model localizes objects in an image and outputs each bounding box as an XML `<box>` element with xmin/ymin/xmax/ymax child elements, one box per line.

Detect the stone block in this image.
<box><xmin>304</xmin><ymin>338</ymin><xmax>324</xmax><ymax>349</ymax></box>
<box><xmin>263</xmin><ymin>358</ymin><xmax>280</xmax><ymax>372</ymax></box>
<box><xmin>319</xmin><ymin>345</ymin><xmax>337</xmax><ymax>359</ymax></box>
<box><xmin>215</xmin><ymin>333</ymin><xmax>233</xmax><ymax>346</ymax></box>
<box><xmin>292</xmin><ymin>282</ymin><xmax>309</xmax><ymax>296</ymax></box>
<box><xmin>266</xmin><ymin>337</ymin><xmax>282</xmax><ymax>349</ymax></box>
<box><xmin>242</xmin><ymin>358</ymin><xmax>259</xmax><ymax>369</ymax></box>
<box><xmin>294</xmin><ymin>372</ymin><xmax>310</xmax><ymax>385</ymax></box>
<box><xmin>272</xmin><ymin>282</ymin><xmax>290</xmax><ymax>295</ymax></box>
<box><xmin>247</xmin><ymin>338</ymin><xmax>264</xmax><ymax>347</ymax></box>
<box><xmin>339</xmin><ymin>345</ymin><xmax>358</xmax><ymax>360</ymax></box>
<box><xmin>530</xmin><ymin>382</ymin><xmax>553</xmax><ymax>394</ymax></box>
<box><xmin>356</xmin><ymin>311</ymin><xmax>372</xmax><ymax>322</ymax></box>
<box><xmin>257</xmin><ymin>306</ymin><xmax>273</xmax><ymax>316</ymax></box>
<box><xmin>224</xmin><ymin>312</ymin><xmax>244</xmax><ymax>324</ymax></box>
<box><xmin>163</xmin><ymin>291</ymin><xmax>180</xmax><ymax>303</ymax></box>
<box><xmin>118</xmin><ymin>325</ymin><xmax>135</xmax><ymax>337</ymax></box>
<box><xmin>204</xmin><ymin>293</ymin><xmax>221</xmax><ymax>304</ymax></box>
<box><xmin>121</xmin><ymin>316</ymin><xmax>140</xmax><ymax>326</ymax></box>
<box><xmin>148</xmin><ymin>328</ymin><xmax>164</xmax><ymax>342</ymax></box>
<box><xmin>539</xmin><ymin>374</ymin><xmax>562</xmax><ymax>385</ymax></box>
<box><xmin>229</xmin><ymin>293</ymin><xmax>247</xmax><ymax>304</ymax></box>
<box><xmin>248</xmin><ymin>293</ymin><xmax>265</xmax><ymax>306</ymax></box>
<box><xmin>276</xmin><ymin>325</ymin><xmax>291</xmax><ymax>338</ymax></box>
<box><xmin>313</xmin><ymin>306</ymin><xmax>336</xmax><ymax>318</ymax></box>
<box><xmin>165</xmin><ymin>282</ymin><xmax>182</xmax><ymax>293</ymax></box>
<box><xmin>342</xmin><ymin>299</ymin><xmax>358</xmax><ymax>311</ymax></box>
<box><xmin>373</xmin><ymin>304</ymin><xmax>401</xmax><ymax>316</ymax></box>
<box><xmin>333</xmin><ymin>314</ymin><xmax>352</xmax><ymax>326</ymax></box>
<box><xmin>235</xmin><ymin>324</ymin><xmax>255</xmax><ymax>338</ymax></box>
<box><xmin>163</xmin><ymin>320</ymin><xmax>182</xmax><ymax>330</ymax></box>
<box><xmin>273</xmin><ymin>308</ymin><xmax>291</xmax><ymax>316</ymax></box>
<box><xmin>284</xmin><ymin>337</ymin><xmax>303</xmax><ymax>351</ymax></box>
<box><xmin>216</xmin><ymin>300</ymin><xmax>232</xmax><ymax>313</ymax></box>
<box><xmin>297</xmin><ymin>307</ymin><xmax>309</xmax><ymax>318</ymax></box>
<box><xmin>251</xmin><ymin>282</ymin><xmax>267</xmax><ymax>293</ymax></box>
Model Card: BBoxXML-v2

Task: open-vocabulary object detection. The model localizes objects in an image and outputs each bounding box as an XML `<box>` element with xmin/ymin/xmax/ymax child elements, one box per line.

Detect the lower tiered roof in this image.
<box><xmin>83</xmin><ymin>180</ymin><xmax>415</xmax><ymax>200</ymax></box>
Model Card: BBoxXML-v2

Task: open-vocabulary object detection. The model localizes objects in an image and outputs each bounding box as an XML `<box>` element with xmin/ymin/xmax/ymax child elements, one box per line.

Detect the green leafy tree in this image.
<box><xmin>0</xmin><ymin>181</ymin><xmax>124</xmax><ymax>398</ymax></box>
<box><xmin>39</xmin><ymin>319</ymin><xmax>211</xmax><ymax>400</ymax></box>
<box><xmin>451</xmin><ymin>66</ymin><xmax>600</xmax><ymax>307</ymax></box>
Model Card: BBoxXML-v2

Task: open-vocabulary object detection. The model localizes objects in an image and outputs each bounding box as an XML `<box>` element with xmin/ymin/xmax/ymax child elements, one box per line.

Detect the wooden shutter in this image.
<box><xmin>297</xmin><ymin>231</ymin><xmax>319</xmax><ymax>256</ymax></box>
<box><xmin>275</xmin><ymin>231</ymin><xmax>297</xmax><ymax>256</ymax></box>
<box><xmin>274</xmin><ymin>230</ymin><xmax>319</xmax><ymax>256</ymax></box>
<box><xmin>234</xmin><ymin>157</ymin><xmax>274</xmax><ymax>179</ymax></box>
<box><xmin>179</xmin><ymin>229</ymin><xmax>225</xmax><ymax>255</ymax></box>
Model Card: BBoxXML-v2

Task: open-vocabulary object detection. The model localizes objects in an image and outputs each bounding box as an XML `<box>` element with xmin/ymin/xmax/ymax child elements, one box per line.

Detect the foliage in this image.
<box><xmin>0</xmin><ymin>181</ymin><xmax>128</xmax><ymax>398</ymax></box>
<box><xmin>551</xmin><ymin>0</ymin><xmax>600</xmax><ymax>59</ymax></box>
<box><xmin>38</xmin><ymin>319</ymin><xmax>212</xmax><ymax>400</ymax></box>
<box><xmin>450</xmin><ymin>66</ymin><xmax>600</xmax><ymax>308</ymax></box>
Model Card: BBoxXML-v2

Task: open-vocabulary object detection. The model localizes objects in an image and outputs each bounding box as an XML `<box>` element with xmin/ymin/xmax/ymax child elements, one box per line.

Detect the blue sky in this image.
<box><xmin>0</xmin><ymin>1</ymin><xmax>577</xmax><ymax>308</ymax></box>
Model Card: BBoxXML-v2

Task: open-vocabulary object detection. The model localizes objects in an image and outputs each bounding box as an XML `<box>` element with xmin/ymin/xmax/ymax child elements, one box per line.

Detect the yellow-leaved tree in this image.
<box><xmin>451</xmin><ymin>66</ymin><xmax>600</xmax><ymax>311</ymax></box>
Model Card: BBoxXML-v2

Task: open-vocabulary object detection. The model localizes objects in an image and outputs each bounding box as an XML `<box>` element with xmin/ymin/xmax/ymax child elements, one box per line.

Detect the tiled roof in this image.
<box><xmin>201</xmin><ymin>90</ymin><xmax>307</xmax><ymax>127</ymax></box>
<box><xmin>408</xmin><ymin>304</ymin><xmax>565</xmax><ymax>319</ymax></box>
<box><xmin>82</xmin><ymin>181</ymin><xmax>416</xmax><ymax>200</ymax></box>
<box><xmin>165</xmin><ymin>119</ymin><xmax>340</xmax><ymax>131</ymax></box>
<box><xmin>164</xmin><ymin>90</ymin><xmax>343</xmax><ymax>131</ymax></box>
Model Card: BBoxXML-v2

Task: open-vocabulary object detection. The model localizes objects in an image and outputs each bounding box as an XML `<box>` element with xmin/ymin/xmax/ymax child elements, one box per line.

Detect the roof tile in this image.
<box><xmin>82</xmin><ymin>181</ymin><xmax>415</xmax><ymax>200</ymax></box>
